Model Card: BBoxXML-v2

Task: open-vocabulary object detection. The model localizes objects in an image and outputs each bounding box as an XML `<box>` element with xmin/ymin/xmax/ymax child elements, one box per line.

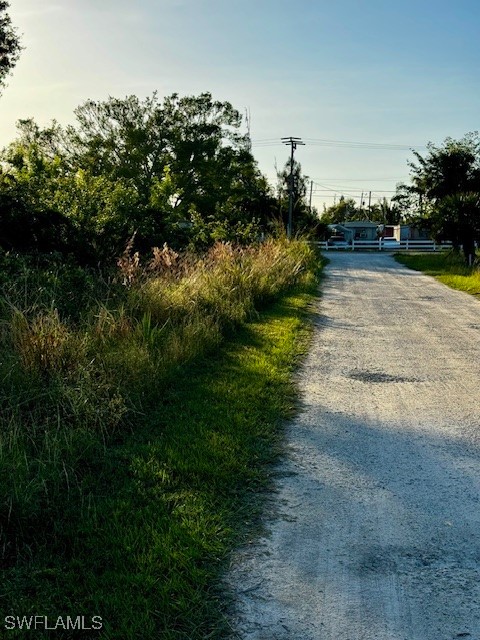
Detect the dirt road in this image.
<box><xmin>228</xmin><ymin>252</ymin><xmax>480</xmax><ymax>640</ymax></box>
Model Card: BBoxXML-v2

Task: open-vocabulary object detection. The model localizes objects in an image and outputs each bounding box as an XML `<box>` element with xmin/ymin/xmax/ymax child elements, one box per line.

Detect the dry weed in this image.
<box><xmin>11</xmin><ymin>309</ymin><xmax>83</xmax><ymax>377</ymax></box>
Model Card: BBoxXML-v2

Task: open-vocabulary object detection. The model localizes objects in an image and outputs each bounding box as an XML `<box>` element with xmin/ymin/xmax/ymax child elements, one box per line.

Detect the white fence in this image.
<box><xmin>312</xmin><ymin>239</ymin><xmax>453</xmax><ymax>252</ymax></box>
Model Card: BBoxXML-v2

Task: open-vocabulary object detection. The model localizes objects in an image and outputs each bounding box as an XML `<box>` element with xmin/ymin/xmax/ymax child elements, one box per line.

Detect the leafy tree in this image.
<box><xmin>0</xmin><ymin>121</ymin><xmax>80</xmax><ymax>256</ymax></box>
<box><xmin>0</xmin><ymin>93</ymin><xmax>279</xmax><ymax>261</ymax></box>
<box><xmin>434</xmin><ymin>192</ymin><xmax>480</xmax><ymax>259</ymax></box>
<box><xmin>0</xmin><ymin>119</ymin><xmax>140</xmax><ymax>261</ymax></box>
<box><xmin>391</xmin><ymin>182</ymin><xmax>423</xmax><ymax>221</ymax></box>
<box><xmin>276</xmin><ymin>157</ymin><xmax>320</xmax><ymax>235</ymax></box>
<box><xmin>2</xmin><ymin>119</ymin><xmax>67</xmax><ymax>209</ymax></box>
<box><xmin>409</xmin><ymin>134</ymin><xmax>480</xmax><ymax>200</ymax></box>
<box><xmin>377</xmin><ymin>197</ymin><xmax>402</xmax><ymax>225</ymax></box>
<box><xmin>277</xmin><ymin>157</ymin><xmax>307</xmax><ymax>203</ymax></box>
<box><xmin>0</xmin><ymin>175</ymin><xmax>76</xmax><ymax>254</ymax></box>
<box><xmin>65</xmin><ymin>92</ymin><xmax>269</xmax><ymax>247</ymax></box>
<box><xmin>0</xmin><ymin>1</ymin><xmax>21</xmax><ymax>95</ymax></box>
<box><xmin>321</xmin><ymin>196</ymin><xmax>358</xmax><ymax>224</ymax></box>
<box><xmin>66</xmin><ymin>94</ymin><xmax>169</xmax><ymax>201</ymax></box>
<box><xmin>406</xmin><ymin>133</ymin><xmax>480</xmax><ymax>262</ymax></box>
<box><xmin>67</xmin><ymin>92</ymin><xmax>250</xmax><ymax>211</ymax></box>
<box><xmin>215</xmin><ymin>153</ymin><xmax>276</xmax><ymax>229</ymax></box>
<box><xmin>160</xmin><ymin>93</ymin><xmax>248</xmax><ymax>217</ymax></box>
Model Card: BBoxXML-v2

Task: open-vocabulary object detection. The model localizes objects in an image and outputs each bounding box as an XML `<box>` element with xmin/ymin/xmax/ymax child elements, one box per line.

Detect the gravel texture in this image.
<box><xmin>228</xmin><ymin>252</ymin><xmax>480</xmax><ymax>640</ymax></box>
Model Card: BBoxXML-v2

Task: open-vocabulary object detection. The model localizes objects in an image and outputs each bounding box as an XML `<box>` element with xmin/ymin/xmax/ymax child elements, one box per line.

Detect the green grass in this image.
<box><xmin>0</xmin><ymin>241</ymin><xmax>323</xmax><ymax>639</ymax></box>
<box><xmin>395</xmin><ymin>252</ymin><xmax>480</xmax><ymax>296</ymax></box>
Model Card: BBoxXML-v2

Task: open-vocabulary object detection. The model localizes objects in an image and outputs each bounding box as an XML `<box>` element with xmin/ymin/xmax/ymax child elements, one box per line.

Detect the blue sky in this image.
<box><xmin>1</xmin><ymin>0</ymin><xmax>479</xmax><ymax>211</ymax></box>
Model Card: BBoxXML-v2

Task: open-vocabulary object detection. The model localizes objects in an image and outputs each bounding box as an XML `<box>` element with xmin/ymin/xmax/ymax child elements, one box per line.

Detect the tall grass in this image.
<box><xmin>0</xmin><ymin>237</ymin><xmax>320</xmax><ymax>634</ymax></box>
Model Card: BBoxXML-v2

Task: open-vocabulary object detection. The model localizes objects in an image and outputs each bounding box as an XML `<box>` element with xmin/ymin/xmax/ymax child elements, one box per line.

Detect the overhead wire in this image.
<box><xmin>302</xmin><ymin>137</ymin><xmax>425</xmax><ymax>151</ymax></box>
<box><xmin>250</xmin><ymin>136</ymin><xmax>426</xmax><ymax>151</ymax></box>
<box><xmin>249</xmin><ymin>135</ymin><xmax>418</xmax><ymax>205</ymax></box>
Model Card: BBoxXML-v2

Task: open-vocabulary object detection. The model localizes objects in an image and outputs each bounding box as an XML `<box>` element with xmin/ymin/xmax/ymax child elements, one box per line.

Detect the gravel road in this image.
<box><xmin>228</xmin><ymin>252</ymin><xmax>480</xmax><ymax>640</ymax></box>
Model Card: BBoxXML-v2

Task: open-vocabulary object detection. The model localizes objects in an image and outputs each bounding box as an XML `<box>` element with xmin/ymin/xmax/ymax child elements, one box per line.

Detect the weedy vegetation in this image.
<box><xmin>0</xmin><ymin>238</ymin><xmax>322</xmax><ymax>639</ymax></box>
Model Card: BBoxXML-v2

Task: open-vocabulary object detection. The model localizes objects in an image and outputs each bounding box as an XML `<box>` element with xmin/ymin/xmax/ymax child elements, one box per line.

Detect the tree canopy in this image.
<box><xmin>397</xmin><ymin>133</ymin><xmax>480</xmax><ymax>262</ymax></box>
<box><xmin>321</xmin><ymin>197</ymin><xmax>358</xmax><ymax>224</ymax></box>
<box><xmin>276</xmin><ymin>157</ymin><xmax>321</xmax><ymax>236</ymax></box>
<box><xmin>0</xmin><ymin>92</ymin><xmax>315</xmax><ymax>263</ymax></box>
<box><xmin>0</xmin><ymin>1</ymin><xmax>21</xmax><ymax>95</ymax></box>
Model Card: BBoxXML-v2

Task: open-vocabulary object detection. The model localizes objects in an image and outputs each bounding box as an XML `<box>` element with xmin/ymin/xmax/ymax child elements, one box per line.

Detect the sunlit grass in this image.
<box><xmin>395</xmin><ymin>252</ymin><xmax>480</xmax><ymax>296</ymax></box>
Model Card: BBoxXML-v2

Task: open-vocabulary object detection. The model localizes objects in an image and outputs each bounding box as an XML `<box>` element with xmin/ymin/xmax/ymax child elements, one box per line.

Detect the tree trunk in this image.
<box><xmin>460</xmin><ymin>227</ymin><xmax>476</xmax><ymax>266</ymax></box>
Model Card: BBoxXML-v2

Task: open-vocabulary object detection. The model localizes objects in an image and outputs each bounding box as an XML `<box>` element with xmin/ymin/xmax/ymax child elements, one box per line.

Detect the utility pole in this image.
<box><xmin>245</xmin><ymin>107</ymin><xmax>252</xmax><ymax>152</ymax></box>
<box><xmin>309</xmin><ymin>180</ymin><xmax>313</xmax><ymax>212</ymax></box>
<box><xmin>281</xmin><ymin>137</ymin><xmax>305</xmax><ymax>239</ymax></box>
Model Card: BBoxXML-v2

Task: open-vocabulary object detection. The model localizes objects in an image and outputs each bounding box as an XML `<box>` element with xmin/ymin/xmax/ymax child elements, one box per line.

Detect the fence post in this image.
<box><xmin>379</xmin><ymin>238</ymin><xmax>382</xmax><ymax>251</ymax></box>
<box><xmin>406</xmin><ymin>239</ymin><xmax>409</xmax><ymax>251</ymax></box>
<box><xmin>351</xmin><ymin>239</ymin><xmax>355</xmax><ymax>251</ymax></box>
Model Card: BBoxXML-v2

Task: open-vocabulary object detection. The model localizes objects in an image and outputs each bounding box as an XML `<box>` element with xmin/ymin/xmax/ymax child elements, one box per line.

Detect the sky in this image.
<box><xmin>1</xmin><ymin>0</ymin><xmax>480</xmax><ymax>212</ymax></box>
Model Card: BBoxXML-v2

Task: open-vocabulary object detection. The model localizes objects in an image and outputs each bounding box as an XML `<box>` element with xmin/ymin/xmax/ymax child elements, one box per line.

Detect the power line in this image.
<box><xmin>250</xmin><ymin>134</ymin><xmax>417</xmax><ymax>208</ymax></box>
<box><xmin>312</xmin><ymin>177</ymin><xmax>408</xmax><ymax>182</ymax></box>
<box><xmin>313</xmin><ymin>188</ymin><xmax>398</xmax><ymax>193</ymax></box>
<box><xmin>303</xmin><ymin>137</ymin><xmax>424</xmax><ymax>151</ymax></box>
<box><xmin>251</xmin><ymin>136</ymin><xmax>426</xmax><ymax>151</ymax></box>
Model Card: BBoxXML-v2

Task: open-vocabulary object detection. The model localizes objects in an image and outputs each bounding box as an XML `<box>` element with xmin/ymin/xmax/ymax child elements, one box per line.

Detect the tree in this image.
<box><xmin>321</xmin><ymin>196</ymin><xmax>358</xmax><ymax>224</ymax></box>
<box><xmin>276</xmin><ymin>157</ymin><xmax>319</xmax><ymax>235</ymax></box>
<box><xmin>160</xmin><ymin>92</ymin><xmax>248</xmax><ymax>217</ymax></box>
<box><xmin>65</xmin><ymin>92</ymin><xmax>276</xmax><ymax>249</ymax></box>
<box><xmin>391</xmin><ymin>182</ymin><xmax>423</xmax><ymax>221</ymax></box>
<box><xmin>378</xmin><ymin>197</ymin><xmax>402</xmax><ymax>225</ymax></box>
<box><xmin>1</xmin><ymin>119</ymin><xmax>141</xmax><ymax>262</ymax></box>
<box><xmin>0</xmin><ymin>1</ymin><xmax>21</xmax><ymax>95</ymax></box>
<box><xmin>406</xmin><ymin>133</ymin><xmax>480</xmax><ymax>262</ymax></box>
<box><xmin>67</xmin><ymin>93</ymin><xmax>249</xmax><ymax>209</ymax></box>
<box><xmin>66</xmin><ymin>94</ymin><xmax>169</xmax><ymax>201</ymax></box>
<box><xmin>0</xmin><ymin>93</ymin><xmax>276</xmax><ymax>261</ymax></box>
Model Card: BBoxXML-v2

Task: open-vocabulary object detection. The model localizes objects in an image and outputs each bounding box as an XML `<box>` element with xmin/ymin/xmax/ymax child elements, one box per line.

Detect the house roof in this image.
<box><xmin>342</xmin><ymin>221</ymin><xmax>380</xmax><ymax>228</ymax></box>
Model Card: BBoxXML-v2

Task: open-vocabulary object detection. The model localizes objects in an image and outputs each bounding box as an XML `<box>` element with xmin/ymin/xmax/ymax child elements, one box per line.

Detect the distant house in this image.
<box><xmin>406</xmin><ymin>225</ymin><xmax>430</xmax><ymax>240</ymax></box>
<box><xmin>383</xmin><ymin>224</ymin><xmax>430</xmax><ymax>241</ymax></box>
<box><xmin>328</xmin><ymin>221</ymin><xmax>380</xmax><ymax>242</ymax></box>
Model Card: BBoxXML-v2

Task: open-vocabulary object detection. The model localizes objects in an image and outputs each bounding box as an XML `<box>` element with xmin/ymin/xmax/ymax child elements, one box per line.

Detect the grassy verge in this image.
<box><xmin>395</xmin><ymin>251</ymin><xmax>480</xmax><ymax>296</ymax></box>
<box><xmin>0</xmin><ymin>240</ymin><xmax>323</xmax><ymax>638</ymax></box>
